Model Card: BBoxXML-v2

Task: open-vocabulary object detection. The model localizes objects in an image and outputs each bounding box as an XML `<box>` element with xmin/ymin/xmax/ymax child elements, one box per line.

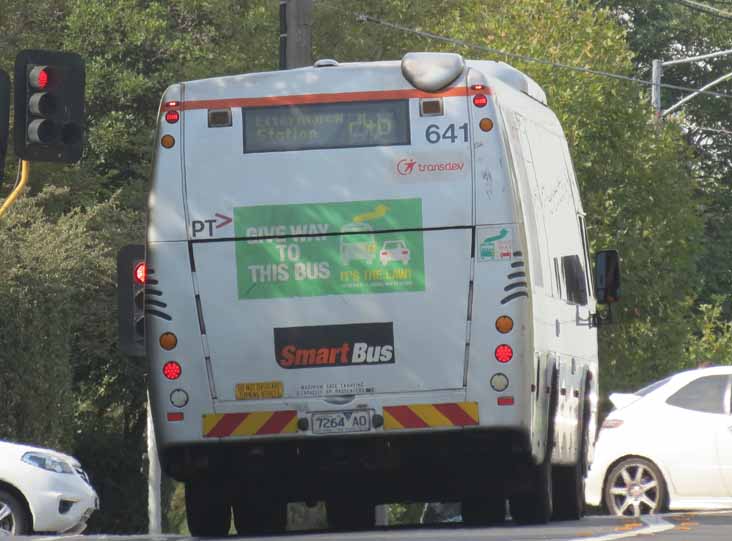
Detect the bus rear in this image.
<box><xmin>145</xmin><ymin>53</ymin><xmax>534</xmax><ymax>534</ymax></box>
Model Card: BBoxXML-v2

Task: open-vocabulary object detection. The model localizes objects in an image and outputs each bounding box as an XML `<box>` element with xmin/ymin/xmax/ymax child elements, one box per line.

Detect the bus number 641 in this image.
<box><xmin>425</xmin><ymin>123</ymin><xmax>469</xmax><ymax>144</ymax></box>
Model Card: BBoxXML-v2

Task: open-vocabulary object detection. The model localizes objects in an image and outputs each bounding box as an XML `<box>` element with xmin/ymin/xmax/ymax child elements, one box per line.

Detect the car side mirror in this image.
<box><xmin>595</xmin><ymin>250</ymin><xmax>620</xmax><ymax>304</ymax></box>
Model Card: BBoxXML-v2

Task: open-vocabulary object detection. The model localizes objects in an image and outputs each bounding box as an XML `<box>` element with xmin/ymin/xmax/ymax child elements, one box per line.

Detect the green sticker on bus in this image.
<box><xmin>234</xmin><ymin>199</ymin><xmax>425</xmax><ymax>299</ymax></box>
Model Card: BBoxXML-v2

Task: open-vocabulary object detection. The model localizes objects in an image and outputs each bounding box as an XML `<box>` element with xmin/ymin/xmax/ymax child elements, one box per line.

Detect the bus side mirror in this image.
<box><xmin>595</xmin><ymin>250</ymin><xmax>620</xmax><ymax>304</ymax></box>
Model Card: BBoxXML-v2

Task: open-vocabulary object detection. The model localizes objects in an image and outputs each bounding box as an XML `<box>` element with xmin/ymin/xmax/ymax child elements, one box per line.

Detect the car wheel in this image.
<box><xmin>603</xmin><ymin>457</ymin><xmax>666</xmax><ymax>517</ymax></box>
<box><xmin>0</xmin><ymin>489</ymin><xmax>31</xmax><ymax>535</ymax></box>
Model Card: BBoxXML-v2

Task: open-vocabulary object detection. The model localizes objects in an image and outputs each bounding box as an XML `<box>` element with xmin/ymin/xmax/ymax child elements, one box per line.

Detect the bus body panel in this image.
<box><xmin>144</xmin><ymin>56</ymin><xmax>600</xmax><ymax>499</ymax></box>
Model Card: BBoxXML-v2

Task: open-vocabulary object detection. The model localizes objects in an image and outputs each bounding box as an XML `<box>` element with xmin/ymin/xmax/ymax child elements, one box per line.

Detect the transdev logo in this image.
<box><xmin>396</xmin><ymin>157</ymin><xmax>465</xmax><ymax>176</ymax></box>
<box><xmin>274</xmin><ymin>322</ymin><xmax>395</xmax><ymax>369</ymax></box>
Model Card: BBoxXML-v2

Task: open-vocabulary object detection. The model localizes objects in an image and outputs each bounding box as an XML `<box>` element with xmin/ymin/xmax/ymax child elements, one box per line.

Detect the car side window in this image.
<box><xmin>666</xmin><ymin>375</ymin><xmax>730</xmax><ymax>414</ymax></box>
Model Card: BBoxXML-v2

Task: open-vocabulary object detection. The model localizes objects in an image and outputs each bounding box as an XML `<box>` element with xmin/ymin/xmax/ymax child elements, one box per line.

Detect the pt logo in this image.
<box><xmin>397</xmin><ymin>158</ymin><xmax>417</xmax><ymax>176</ymax></box>
<box><xmin>192</xmin><ymin>213</ymin><xmax>232</xmax><ymax>237</ymax></box>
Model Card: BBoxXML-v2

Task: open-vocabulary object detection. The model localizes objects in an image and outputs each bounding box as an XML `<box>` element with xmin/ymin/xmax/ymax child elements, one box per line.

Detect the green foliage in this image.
<box><xmin>685</xmin><ymin>298</ymin><xmax>732</xmax><ymax>368</ymax></box>
<box><xmin>315</xmin><ymin>0</ymin><xmax>702</xmax><ymax>392</ymax></box>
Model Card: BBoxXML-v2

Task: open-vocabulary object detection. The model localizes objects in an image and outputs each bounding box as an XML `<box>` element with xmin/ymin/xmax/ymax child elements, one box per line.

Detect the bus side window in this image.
<box><xmin>577</xmin><ymin>216</ymin><xmax>593</xmax><ymax>298</ymax></box>
<box><xmin>553</xmin><ymin>257</ymin><xmax>563</xmax><ymax>300</ymax></box>
<box><xmin>561</xmin><ymin>255</ymin><xmax>588</xmax><ymax>306</ymax></box>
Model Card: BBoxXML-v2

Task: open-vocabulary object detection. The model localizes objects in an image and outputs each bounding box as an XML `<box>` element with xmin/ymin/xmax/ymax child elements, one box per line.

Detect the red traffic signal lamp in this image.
<box><xmin>14</xmin><ymin>50</ymin><xmax>85</xmax><ymax>163</ymax></box>
<box><xmin>117</xmin><ymin>244</ymin><xmax>146</xmax><ymax>357</ymax></box>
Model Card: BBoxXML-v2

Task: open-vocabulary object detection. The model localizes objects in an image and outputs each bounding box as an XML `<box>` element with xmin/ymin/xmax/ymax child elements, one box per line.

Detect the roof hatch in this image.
<box><xmin>401</xmin><ymin>52</ymin><xmax>465</xmax><ymax>92</ymax></box>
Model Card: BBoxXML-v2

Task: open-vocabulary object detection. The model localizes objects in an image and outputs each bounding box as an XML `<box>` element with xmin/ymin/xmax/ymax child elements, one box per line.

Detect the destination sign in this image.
<box><xmin>243</xmin><ymin>100</ymin><xmax>410</xmax><ymax>153</ymax></box>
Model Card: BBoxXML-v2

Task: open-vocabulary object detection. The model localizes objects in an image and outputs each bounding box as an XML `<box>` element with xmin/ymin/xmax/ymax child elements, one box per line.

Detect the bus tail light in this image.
<box><xmin>167</xmin><ymin>412</ymin><xmax>184</xmax><ymax>422</ymax></box>
<box><xmin>170</xmin><ymin>389</ymin><xmax>189</xmax><ymax>408</ymax></box>
<box><xmin>490</xmin><ymin>373</ymin><xmax>509</xmax><ymax>392</ymax></box>
<box><xmin>497</xmin><ymin>396</ymin><xmax>514</xmax><ymax>406</ymax></box>
<box><xmin>165</xmin><ymin>110</ymin><xmax>179</xmax><ymax>123</ymax></box>
<box><xmin>495</xmin><ymin>316</ymin><xmax>513</xmax><ymax>333</ymax></box>
<box><xmin>495</xmin><ymin>344</ymin><xmax>513</xmax><ymax>363</ymax></box>
<box><xmin>163</xmin><ymin>361</ymin><xmax>182</xmax><ymax>380</ymax></box>
<box><xmin>473</xmin><ymin>94</ymin><xmax>488</xmax><ymax>107</ymax></box>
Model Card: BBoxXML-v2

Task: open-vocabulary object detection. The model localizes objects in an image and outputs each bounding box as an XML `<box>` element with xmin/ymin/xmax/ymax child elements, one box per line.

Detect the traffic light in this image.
<box><xmin>0</xmin><ymin>69</ymin><xmax>9</xmax><ymax>180</ymax></box>
<box><xmin>14</xmin><ymin>49</ymin><xmax>85</xmax><ymax>163</ymax></box>
<box><xmin>117</xmin><ymin>244</ymin><xmax>146</xmax><ymax>357</ymax></box>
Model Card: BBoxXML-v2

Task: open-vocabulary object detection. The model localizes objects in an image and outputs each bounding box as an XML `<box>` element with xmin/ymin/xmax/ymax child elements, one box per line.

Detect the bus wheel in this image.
<box><xmin>185</xmin><ymin>480</ymin><xmax>231</xmax><ymax>537</ymax></box>
<box><xmin>233</xmin><ymin>499</ymin><xmax>287</xmax><ymax>534</ymax></box>
<box><xmin>327</xmin><ymin>499</ymin><xmax>375</xmax><ymax>530</ymax></box>
<box><xmin>553</xmin><ymin>401</ymin><xmax>590</xmax><ymax>520</ymax></box>
<box><xmin>461</xmin><ymin>497</ymin><xmax>506</xmax><ymax>526</ymax></box>
<box><xmin>509</xmin><ymin>452</ymin><xmax>553</xmax><ymax>524</ymax></box>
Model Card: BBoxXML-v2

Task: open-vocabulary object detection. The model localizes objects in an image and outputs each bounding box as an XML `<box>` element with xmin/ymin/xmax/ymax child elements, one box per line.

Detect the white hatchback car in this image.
<box><xmin>0</xmin><ymin>440</ymin><xmax>99</xmax><ymax>535</ymax></box>
<box><xmin>585</xmin><ymin>366</ymin><xmax>732</xmax><ymax>517</ymax></box>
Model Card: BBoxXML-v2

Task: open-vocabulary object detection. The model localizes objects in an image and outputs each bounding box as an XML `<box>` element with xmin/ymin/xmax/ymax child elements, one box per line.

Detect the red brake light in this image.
<box><xmin>163</xmin><ymin>361</ymin><xmax>182</xmax><ymax>380</ymax></box>
<box><xmin>497</xmin><ymin>396</ymin><xmax>515</xmax><ymax>406</ymax></box>
<box><xmin>381</xmin><ymin>251</ymin><xmax>388</xmax><ymax>255</ymax></box>
<box><xmin>134</xmin><ymin>262</ymin><xmax>146</xmax><ymax>285</ymax></box>
<box><xmin>165</xmin><ymin>110</ymin><xmax>180</xmax><ymax>123</ymax></box>
<box><xmin>167</xmin><ymin>412</ymin><xmax>184</xmax><ymax>422</ymax></box>
<box><xmin>473</xmin><ymin>94</ymin><xmax>488</xmax><ymax>107</ymax></box>
<box><xmin>495</xmin><ymin>344</ymin><xmax>513</xmax><ymax>363</ymax></box>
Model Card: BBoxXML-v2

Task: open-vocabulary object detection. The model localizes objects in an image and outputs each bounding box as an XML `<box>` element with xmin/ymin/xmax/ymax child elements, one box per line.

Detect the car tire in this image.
<box><xmin>0</xmin><ymin>489</ymin><xmax>31</xmax><ymax>536</ymax></box>
<box><xmin>461</xmin><ymin>497</ymin><xmax>506</xmax><ymax>526</ymax></box>
<box><xmin>603</xmin><ymin>457</ymin><xmax>667</xmax><ymax>517</ymax></box>
<box><xmin>327</xmin><ymin>499</ymin><xmax>375</xmax><ymax>530</ymax></box>
<box><xmin>185</xmin><ymin>480</ymin><xmax>231</xmax><ymax>537</ymax></box>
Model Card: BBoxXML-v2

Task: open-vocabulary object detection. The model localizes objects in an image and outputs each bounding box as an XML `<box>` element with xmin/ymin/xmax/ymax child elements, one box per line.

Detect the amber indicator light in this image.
<box><xmin>495</xmin><ymin>316</ymin><xmax>513</xmax><ymax>333</ymax></box>
<box><xmin>159</xmin><ymin>332</ymin><xmax>178</xmax><ymax>351</ymax></box>
<box><xmin>161</xmin><ymin>135</ymin><xmax>175</xmax><ymax>148</ymax></box>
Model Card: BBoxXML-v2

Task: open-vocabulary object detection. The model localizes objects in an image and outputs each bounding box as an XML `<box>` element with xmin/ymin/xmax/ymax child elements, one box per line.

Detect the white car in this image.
<box><xmin>585</xmin><ymin>366</ymin><xmax>732</xmax><ymax>517</ymax></box>
<box><xmin>0</xmin><ymin>440</ymin><xmax>99</xmax><ymax>535</ymax></box>
<box><xmin>379</xmin><ymin>240</ymin><xmax>410</xmax><ymax>265</ymax></box>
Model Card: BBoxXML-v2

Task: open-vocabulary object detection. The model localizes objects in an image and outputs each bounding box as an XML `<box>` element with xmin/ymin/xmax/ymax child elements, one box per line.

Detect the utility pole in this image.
<box><xmin>652</xmin><ymin>49</ymin><xmax>732</xmax><ymax>119</ymax></box>
<box><xmin>280</xmin><ymin>0</ymin><xmax>313</xmax><ymax>69</ymax></box>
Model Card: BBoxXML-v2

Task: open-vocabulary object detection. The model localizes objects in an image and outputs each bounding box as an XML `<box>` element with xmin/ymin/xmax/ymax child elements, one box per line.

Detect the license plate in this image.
<box><xmin>235</xmin><ymin>381</ymin><xmax>284</xmax><ymax>400</ymax></box>
<box><xmin>312</xmin><ymin>410</ymin><xmax>371</xmax><ymax>434</ymax></box>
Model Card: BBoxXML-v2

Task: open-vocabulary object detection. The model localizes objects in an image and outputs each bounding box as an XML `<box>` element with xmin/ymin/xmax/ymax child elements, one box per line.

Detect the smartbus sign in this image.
<box><xmin>234</xmin><ymin>198</ymin><xmax>425</xmax><ymax>299</ymax></box>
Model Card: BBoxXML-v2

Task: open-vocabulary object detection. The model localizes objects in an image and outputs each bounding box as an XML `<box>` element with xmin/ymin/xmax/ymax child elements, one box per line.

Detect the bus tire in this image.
<box><xmin>184</xmin><ymin>480</ymin><xmax>231</xmax><ymax>537</ymax></box>
<box><xmin>327</xmin><ymin>499</ymin><xmax>375</xmax><ymax>531</ymax></box>
<box><xmin>510</xmin><ymin>450</ymin><xmax>553</xmax><ymax>524</ymax></box>
<box><xmin>233</xmin><ymin>499</ymin><xmax>287</xmax><ymax>534</ymax></box>
<box><xmin>552</xmin><ymin>391</ymin><xmax>590</xmax><ymax>521</ymax></box>
<box><xmin>510</xmin><ymin>381</ymin><xmax>557</xmax><ymax>525</ymax></box>
<box><xmin>461</xmin><ymin>497</ymin><xmax>506</xmax><ymax>526</ymax></box>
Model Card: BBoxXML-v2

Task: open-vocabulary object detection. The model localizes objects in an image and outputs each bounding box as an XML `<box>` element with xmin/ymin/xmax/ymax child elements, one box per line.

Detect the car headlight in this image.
<box><xmin>22</xmin><ymin>452</ymin><xmax>74</xmax><ymax>474</ymax></box>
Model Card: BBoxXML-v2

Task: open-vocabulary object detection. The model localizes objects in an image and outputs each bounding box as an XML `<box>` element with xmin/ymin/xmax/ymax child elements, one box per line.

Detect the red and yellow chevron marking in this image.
<box><xmin>383</xmin><ymin>402</ymin><xmax>479</xmax><ymax>430</ymax></box>
<box><xmin>202</xmin><ymin>411</ymin><xmax>297</xmax><ymax>438</ymax></box>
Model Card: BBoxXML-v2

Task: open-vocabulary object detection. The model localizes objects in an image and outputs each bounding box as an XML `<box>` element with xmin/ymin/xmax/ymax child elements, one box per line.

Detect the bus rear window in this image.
<box><xmin>243</xmin><ymin>100</ymin><xmax>410</xmax><ymax>153</ymax></box>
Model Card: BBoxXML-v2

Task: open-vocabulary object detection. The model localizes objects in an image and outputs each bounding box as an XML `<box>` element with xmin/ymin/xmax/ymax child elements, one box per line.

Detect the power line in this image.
<box><xmin>667</xmin><ymin>0</ymin><xmax>732</xmax><ymax>20</ymax></box>
<box><xmin>317</xmin><ymin>2</ymin><xmax>732</xmax><ymax>101</ymax></box>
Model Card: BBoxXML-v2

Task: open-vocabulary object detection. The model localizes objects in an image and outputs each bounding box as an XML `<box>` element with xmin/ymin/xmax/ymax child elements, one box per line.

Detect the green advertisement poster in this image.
<box><xmin>234</xmin><ymin>199</ymin><xmax>425</xmax><ymax>299</ymax></box>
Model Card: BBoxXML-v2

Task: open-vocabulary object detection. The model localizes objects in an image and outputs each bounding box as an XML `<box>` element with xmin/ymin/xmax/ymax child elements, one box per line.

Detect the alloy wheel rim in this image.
<box><xmin>0</xmin><ymin>502</ymin><xmax>15</xmax><ymax>535</ymax></box>
<box><xmin>608</xmin><ymin>463</ymin><xmax>660</xmax><ymax>517</ymax></box>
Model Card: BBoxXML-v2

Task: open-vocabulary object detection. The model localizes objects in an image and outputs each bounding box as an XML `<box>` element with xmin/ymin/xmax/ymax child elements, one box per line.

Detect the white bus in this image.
<box><xmin>121</xmin><ymin>52</ymin><xmax>620</xmax><ymax>535</ymax></box>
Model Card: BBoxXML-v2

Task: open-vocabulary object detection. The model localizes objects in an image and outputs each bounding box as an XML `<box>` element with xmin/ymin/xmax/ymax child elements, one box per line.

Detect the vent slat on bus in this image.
<box><xmin>501</xmin><ymin>257</ymin><xmax>529</xmax><ymax>304</ymax></box>
<box><xmin>144</xmin><ymin>267</ymin><xmax>172</xmax><ymax>321</ymax></box>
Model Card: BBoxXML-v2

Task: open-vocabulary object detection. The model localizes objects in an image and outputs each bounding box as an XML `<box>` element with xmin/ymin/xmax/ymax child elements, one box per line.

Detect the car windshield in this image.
<box><xmin>384</xmin><ymin>241</ymin><xmax>404</xmax><ymax>249</ymax></box>
<box><xmin>634</xmin><ymin>377</ymin><xmax>671</xmax><ymax>397</ymax></box>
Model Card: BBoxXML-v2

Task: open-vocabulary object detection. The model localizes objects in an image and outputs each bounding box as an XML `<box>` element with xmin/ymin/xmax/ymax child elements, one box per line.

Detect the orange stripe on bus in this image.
<box><xmin>164</xmin><ymin>86</ymin><xmax>491</xmax><ymax>112</ymax></box>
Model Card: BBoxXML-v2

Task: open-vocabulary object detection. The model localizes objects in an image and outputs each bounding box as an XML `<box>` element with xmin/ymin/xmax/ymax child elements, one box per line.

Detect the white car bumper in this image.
<box><xmin>24</xmin><ymin>468</ymin><xmax>99</xmax><ymax>533</ymax></box>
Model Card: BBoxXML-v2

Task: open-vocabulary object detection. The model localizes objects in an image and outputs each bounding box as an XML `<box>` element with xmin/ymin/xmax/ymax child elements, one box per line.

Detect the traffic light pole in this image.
<box><xmin>0</xmin><ymin>160</ymin><xmax>29</xmax><ymax>218</ymax></box>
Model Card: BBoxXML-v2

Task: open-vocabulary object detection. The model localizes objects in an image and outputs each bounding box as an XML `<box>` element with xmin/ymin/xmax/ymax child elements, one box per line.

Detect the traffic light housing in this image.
<box><xmin>117</xmin><ymin>244</ymin><xmax>146</xmax><ymax>357</ymax></box>
<box><xmin>14</xmin><ymin>49</ymin><xmax>85</xmax><ymax>163</ymax></box>
<box><xmin>0</xmin><ymin>69</ymin><xmax>9</xmax><ymax>180</ymax></box>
